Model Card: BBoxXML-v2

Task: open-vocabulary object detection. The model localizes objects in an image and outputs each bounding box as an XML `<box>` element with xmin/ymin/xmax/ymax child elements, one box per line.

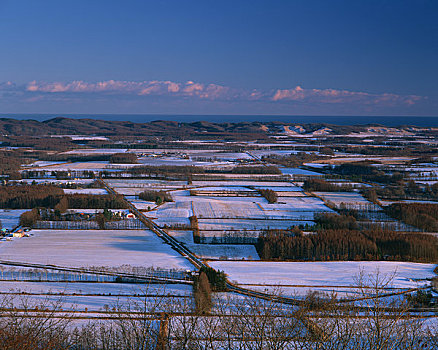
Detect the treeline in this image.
<box><xmin>303</xmin><ymin>178</ymin><xmax>354</xmax><ymax>192</ymax></box>
<box><xmin>231</xmin><ymin>165</ymin><xmax>281</xmax><ymax>174</ymax></box>
<box><xmin>39</xmin><ymin>153</ymin><xmax>113</xmax><ymax>162</ymax></box>
<box><xmin>0</xmin><ymin>185</ymin><xmax>127</xmax><ymax>210</ymax></box>
<box><xmin>385</xmin><ymin>203</ymin><xmax>438</xmax><ymax>232</ymax></box>
<box><xmin>375</xmin><ymin>181</ymin><xmax>438</xmax><ymax>201</ymax></box>
<box><xmin>257</xmin><ymin>227</ymin><xmax>438</xmax><ymax>262</ymax></box>
<box><xmin>256</xmin><ymin>213</ymin><xmax>438</xmax><ymax>262</ymax></box>
<box><xmin>0</xmin><ymin>285</ymin><xmax>435</xmax><ymax>350</ymax></box>
<box><xmin>109</xmin><ymin>152</ymin><xmax>138</xmax><ymax>164</ymax></box>
<box><xmin>339</xmin><ymin>144</ymin><xmax>437</xmax><ymax>157</ymax></box>
<box><xmin>3</xmin><ymin>136</ymin><xmax>76</xmax><ymax>151</ymax></box>
<box><xmin>314</xmin><ymin>212</ymin><xmax>358</xmax><ymax>230</ymax></box>
<box><xmin>124</xmin><ymin>165</ymin><xmax>282</xmax><ymax>177</ymax></box>
<box><xmin>0</xmin><ymin>150</ymin><xmax>34</xmax><ymax>179</ymax></box>
<box><xmin>333</xmin><ymin>162</ymin><xmax>404</xmax><ymax>184</ymax></box>
<box><xmin>262</xmin><ymin>152</ymin><xmax>327</xmax><ymax>167</ymax></box>
<box><xmin>66</xmin><ymin>194</ymin><xmax>128</xmax><ymax>209</ymax></box>
<box><xmin>138</xmin><ymin>190</ymin><xmax>173</xmax><ymax>204</ymax></box>
<box><xmin>0</xmin><ymin>185</ymin><xmax>64</xmax><ymax>209</ymax></box>
<box><xmin>39</xmin><ymin>151</ymin><xmax>137</xmax><ymax>164</ymax></box>
<box><xmin>128</xmin><ymin>165</ymin><xmax>205</xmax><ymax>176</ymax></box>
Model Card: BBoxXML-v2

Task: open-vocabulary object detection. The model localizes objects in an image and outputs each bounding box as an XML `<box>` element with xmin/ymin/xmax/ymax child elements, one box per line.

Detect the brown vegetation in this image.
<box><xmin>257</xmin><ymin>213</ymin><xmax>438</xmax><ymax>262</ymax></box>
<box><xmin>109</xmin><ymin>152</ymin><xmax>138</xmax><ymax>164</ymax></box>
<box><xmin>0</xmin><ymin>184</ymin><xmax>64</xmax><ymax>209</ymax></box>
<box><xmin>138</xmin><ymin>190</ymin><xmax>172</xmax><ymax>204</ymax></box>
<box><xmin>385</xmin><ymin>202</ymin><xmax>438</xmax><ymax>232</ymax></box>
<box><xmin>256</xmin><ymin>188</ymin><xmax>278</xmax><ymax>203</ymax></box>
<box><xmin>303</xmin><ymin>178</ymin><xmax>354</xmax><ymax>192</ymax></box>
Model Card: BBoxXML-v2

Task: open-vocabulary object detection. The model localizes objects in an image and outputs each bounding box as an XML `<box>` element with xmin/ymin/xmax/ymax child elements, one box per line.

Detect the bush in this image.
<box><xmin>257</xmin><ymin>188</ymin><xmax>278</xmax><ymax>203</ymax></box>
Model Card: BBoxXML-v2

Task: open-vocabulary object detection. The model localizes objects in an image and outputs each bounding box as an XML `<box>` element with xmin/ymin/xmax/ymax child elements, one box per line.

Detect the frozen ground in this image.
<box><xmin>0</xmin><ymin>281</ymin><xmax>192</xmax><ymax>311</ymax></box>
<box><xmin>26</xmin><ymin>161</ymin><xmax>66</xmax><ymax>167</ymax></box>
<box><xmin>313</xmin><ymin>192</ymin><xmax>375</xmax><ymax>207</ymax></box>
<box><xmin>0</xmin><ymin>229</ymin><xmax>194</xmax><ymax>270</ymax></box>
<box><xmin>28</xmin><ymin>161</ymin><xmax>111</xmax><ymax>171</ymax></box>
<box><xmin>0</xmin><ymin>281</ymin><xmax>192</xmax><ymax>296</ymax></box>
<box><xmin>188</xmin><ymin>244</ymin><xmax>259</xmax><ymax>260</ymax></box>
<box><xmin>280</xmin><ymin>167</ymin><xmax>323</xmax><ymax>176</ymax></box>
<box><xmin>210</xmin><ymin>261</ymin><xmax>436</xmax><ymax>291</ymax></box>
<box><xmin>165</xmin><ymin>230</ymin><xmax>259</xmax><ymax>259</ymax></box>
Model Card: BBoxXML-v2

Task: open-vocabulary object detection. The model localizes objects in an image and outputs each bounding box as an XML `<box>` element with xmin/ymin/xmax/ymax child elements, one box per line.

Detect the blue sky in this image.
<box><xmin>0</xmin><ymin>0</ymin><xmax>437</xmax><ymax>116</ymax></box>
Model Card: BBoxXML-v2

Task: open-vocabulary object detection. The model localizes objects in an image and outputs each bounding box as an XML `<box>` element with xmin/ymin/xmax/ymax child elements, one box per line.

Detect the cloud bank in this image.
<box><xmin>20</xmin><ymin>79</ymin><xmax>423</xmax><ymax>106</ymax></box>
<box><xmin>0</xmin><ymin>79</ymin><xmax>427</xmax><ymax>114</ymax></box>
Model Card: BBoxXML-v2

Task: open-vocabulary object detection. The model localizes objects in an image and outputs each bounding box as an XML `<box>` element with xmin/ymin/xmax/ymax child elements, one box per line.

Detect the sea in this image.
<box><xmin>1</xmin><ymin>114</ymin><xmax>438</xmax><ymax>127</ymax></box>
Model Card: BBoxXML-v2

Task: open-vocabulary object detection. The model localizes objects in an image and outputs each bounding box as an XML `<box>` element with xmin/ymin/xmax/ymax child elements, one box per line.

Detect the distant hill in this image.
<box><xmin>0</xmin><ymin>117</ymin><xmax>433</xmax><ymax>139</ymax></box>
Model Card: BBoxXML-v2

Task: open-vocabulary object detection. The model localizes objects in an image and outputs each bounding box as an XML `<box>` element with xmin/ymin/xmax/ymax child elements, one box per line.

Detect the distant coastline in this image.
<box><xmin>1</xmin><ymin>114</ymin><xmax>438</xmax><ymax>127</ymax></box>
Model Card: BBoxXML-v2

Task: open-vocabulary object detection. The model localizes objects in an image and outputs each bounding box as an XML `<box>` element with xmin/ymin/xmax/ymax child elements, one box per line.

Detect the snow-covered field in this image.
<box><xmin>198</xmin><ymin>219</ymin><xmax>313</xmax><ymax>231</ymax></box>
<box><xmin>27</xmin><ymin>161</ymin><xmax>111</xmax><ymax>171</ymax></box>
<box><xmin>0</xmin><ymin>281</ymin><xmax>192</xmax><ymax>311</ymax></box>
<box><xmin>25</xmin><ymin>161</ymin><xmax>66</xmax><ymax>167</ymax></box>
<box><xmin>0</xmin><ymin>229</ymin><xmax>194</xmax><ymax>270</ymax></box>
<box><xmin>210</xmin><ymin>261</ymin><xmax>437</xmax><ymax>296</ymax></box>
<box><xmin>281</xmin><ymin>167</ymin><xmax>323</xmax><ymax>176</ymax></box>
<box><xmin>165</xmin><ymin>230</ymin><xmax>260</xmax><ymax>260</ymax></box>
<box><xmin>313</xmin><ymin>192</ymin><xmax>375</xmax><ymax>207</ymax></box>
<box><xmin>0</xmin><ymin>281</ymin><xmax>192</xmax><ymax>296</ymax></box>
<box><xmin>0</xmin><ymin>209</ymin><xmax>28</xmax><ymax>229</ymax></box>
<box><xmin>189</xmin><ymin>244</ymin><xmax>259</xmax><ymax>260</ymax></box>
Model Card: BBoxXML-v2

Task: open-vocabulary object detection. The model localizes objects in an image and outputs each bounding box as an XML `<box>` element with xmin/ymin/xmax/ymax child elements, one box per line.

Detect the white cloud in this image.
<box><xmin>272</xmin><ymin>86</ymin><xmax>422</xmax><ymax>106</ymax></box>
<box><xmin>0</xmin><ymin>79</ymin><xmax>419</xmax><ymax>108</ymax></box>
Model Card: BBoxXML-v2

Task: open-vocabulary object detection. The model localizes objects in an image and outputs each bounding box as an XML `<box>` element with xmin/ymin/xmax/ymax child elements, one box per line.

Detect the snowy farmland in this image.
<box><xmin>166</xmin><ymin>230</ymin><xmax>260</xmax><ymax>260</ymax></box>
<box><xmin>0</xmin><ymin>229</ymin><xmax>194</xmax><ymax>271</ymax></box>
<box><xmin>0</xmin><ymin>209</ymin><xmax>27</xmax><ymax>229</ymax></box>
<box><xmin>210</xmin><ymin>261</ymin><xmax>437</xmax><ymax>297</ymax></box>
<box><xmin>313</xmin><ymin>191</ymin><xmax>376</xmax><ymax>208</ymax></box>
<box><xmin>0</xmin><ymin>281</ymin><xmax>193</xmax><ymax>311</ymax></box>
<box><xmin>106</xmin><ymin>180</ymin><xmax>333</xmax><ymax>243</ymax></box>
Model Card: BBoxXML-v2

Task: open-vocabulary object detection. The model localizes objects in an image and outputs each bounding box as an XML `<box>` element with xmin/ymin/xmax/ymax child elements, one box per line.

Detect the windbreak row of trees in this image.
<box><xmin>256</xmin><ymin>213</ymin><xmax>438</xmax><ymax>262</ymax></box>
<box><xmin>0</xmin><ymin>150</ymin><xmax>32</xmax><ymax>179</ymax></box>
<box><xmin>332</xmin><ymin>162</ymin><xmax>404</xmax><ymax>184</ymax></box>
<box><xmin>126</xmin><ymin>164</ymin><xmax>282</xmax><ymax>177</ymax></box>
<box><xmin>0</xmin><ymin>283</ymin><xmax>436</xmax><ymax>350</ymax></box>
<box><xmin>2</xmin><ymin>136</ymin><xmax>77</xmax><ymax>151</ymax></box>
<box><xmin>385</xmin><ymin>202</ymin><xmax>438</xmax><ymax>232</ymax></box>
<box><xmin>0</xmin><ymin>185</ymin><xmax>127</xmax><ymax>210</ymax></box>
<box><xmin>257</xmin><ymin>227</ymin><xmax>438</xmax><ymax>262</ymax></box>
<box><xmin>0</xmin><ymin>184</ymin><xmax>64</xmax><ymax>209</ymax></box>
<box><xmin>375</xmin><ymin>181</ymin><xmax>438</xmax><ymax>201</ymax></box>
<box><xmin>261</xmin><ymin>152</ymin><xmax>327</xmax><ymax>167</ymax></box>
<box><xmin>109</xmin><ymin>152</ymin><xmax>138</xmax><ymax>164</ymax></box>
<box><xmin>303</xmin><ymin>178</ymin><xmax>354</xmax><ymax>192</ymax></box>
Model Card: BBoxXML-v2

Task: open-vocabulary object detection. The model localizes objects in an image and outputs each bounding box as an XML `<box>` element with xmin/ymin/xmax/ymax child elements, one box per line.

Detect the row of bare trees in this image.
<box><xmin>0</xmin><ymin>271</ymin><xmax>436</xmax><ymax>349</ymax></box>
